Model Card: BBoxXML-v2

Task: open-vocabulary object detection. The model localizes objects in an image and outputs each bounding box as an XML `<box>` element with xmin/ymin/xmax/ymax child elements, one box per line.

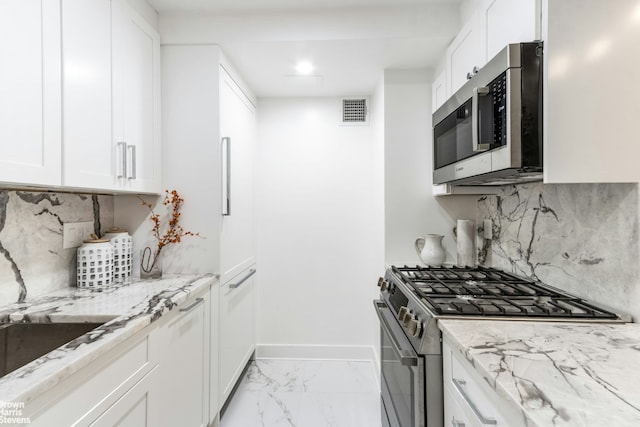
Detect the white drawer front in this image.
<box><xmin>30</xmin><ymin>336</ymin><xmax>153</xmax><ymax>426</ymax></box>
<box><xmin>443</xmin><ymin>340</ymin><xmax>521</xmax><ymax>427</ymax></box>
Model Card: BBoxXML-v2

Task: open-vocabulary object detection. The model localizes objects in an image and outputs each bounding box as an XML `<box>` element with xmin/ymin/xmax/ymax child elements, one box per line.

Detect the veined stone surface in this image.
<box><xmin>0</xmin><ymin>191</ymin><xmax>114</xmax><ymax>305</ymax></box>
<box><xmin>440</xmin><ymin>319</ymin><xmax>640</xmax><ymax>427</ymax></box>
<box><xmin>477</xmin><ymin>183</ymin><xmax>640</xmax><ymax>321</ymax></box>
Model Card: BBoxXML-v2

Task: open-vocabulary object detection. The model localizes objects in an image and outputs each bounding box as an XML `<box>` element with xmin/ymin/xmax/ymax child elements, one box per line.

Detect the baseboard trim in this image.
<box><xmin>255</xmin><ymin>344</ymin><xmax>376</xmax><ymax>362</ymax></box>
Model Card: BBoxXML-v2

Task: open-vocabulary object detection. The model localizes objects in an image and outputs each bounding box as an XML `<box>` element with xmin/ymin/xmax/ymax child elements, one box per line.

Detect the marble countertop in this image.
<box><xmin>439</xmin><ymin>319</ymin><xmax>640</xmax><ymax>427</ymax></box>
<box><xmin>0</xmin><ymin>274</ymin><xmax>215</xmax><ymax>404</ymax></box>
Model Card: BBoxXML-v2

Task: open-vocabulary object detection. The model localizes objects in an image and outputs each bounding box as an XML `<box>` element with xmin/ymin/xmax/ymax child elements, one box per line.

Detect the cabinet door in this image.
<box><xmin>219</xmin><ymin>67</ymin><xmax>256</xmax><ymax>279</ymax></box>
<box><xmin>89</xmin><ymin>367</ymin><xmax>157</xmax><ymax>427</ymax></box>
<box><xmin>151</xmin><ymin>294</ymin><xmax>208</xmax><ymax>427</ymax></box>
<box><xmin>0</xmin><ymin>0</ymin><xmax>61</xmax><ymax>186</ymax></box>
<box><xmin>112</xmin><ymin>0</ymin><xmax>161</xmax><ymax>194</ymax></box>
<box><xmin>446</xmin><ymin>17</ymin><xmax>483</xmax><ymax>96</ymax></box>
<box><xmin>444</xmin><ymin>387</ymin><xmax>474</xmax><ymax>427</ymax></box>
<box><xmin>544</xmin><ymin>0</ymin><xmax>640</xmax><ymax>183</ymax></box>
<box><xmin>209</xmin><ymin>284</ymin><xmax>220</xmax><ymax>424</ymax></box>
<box><xmin>62</xmin><ymin>0</ymin><xmax>118</xmax><ymax>190</ymax></box>
<box><xmin>432</xmin><ymin>68</ymin><xmax>447</xmax><ymax>112</ymax></box>
<box><xmin>480</xmin><ymin>0</ymin><xmax>540</xmax><ymax>61</ymax></box>
<box><xmin>219</xmin><ymin>268</ymin><xmax>255</xmax><ymax>404</ymax></box>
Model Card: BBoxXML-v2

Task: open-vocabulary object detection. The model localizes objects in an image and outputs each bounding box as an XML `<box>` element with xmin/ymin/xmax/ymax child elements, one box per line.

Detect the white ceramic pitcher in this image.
<box><xmin>414</xmin><ymin>234</ymin><xmax>446</xmax><ymax>266</ymax></box>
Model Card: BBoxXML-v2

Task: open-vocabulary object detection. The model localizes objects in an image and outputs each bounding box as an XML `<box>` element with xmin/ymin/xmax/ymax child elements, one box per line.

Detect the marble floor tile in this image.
<box><xmin>240</xmin><ymin>360</ymin><xmax>309</xmax><ymax>392</ymax></box>
<box><xmin>296</xmin><ymin>392</ymin><xmax>381</xmax><ymax>427</ymax></box>
<box><xmin>222</xmin><ymin>391</ymin><xmax>303</xmax><ymax>427</ymax></box>
<box><xmin>301</xmin><ymin>360</ymin><xmax>379</xmax><ymax>393</ymax></box>
<box><xmin>221</xmin><ymin>359</ymin><xmax>382</xmax><ymax>427</ymax></box>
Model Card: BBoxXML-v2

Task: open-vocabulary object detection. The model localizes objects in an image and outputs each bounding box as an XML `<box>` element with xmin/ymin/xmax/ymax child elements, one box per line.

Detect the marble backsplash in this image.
<box><xmin>0</xmin><ymin>191</ymin><xmax>114</xmax><ymax>306</ymax></box>
<box><xmin>477</xmin><ymin>182</ymin><xmax>640</xmax><ymax>321</ymax></box>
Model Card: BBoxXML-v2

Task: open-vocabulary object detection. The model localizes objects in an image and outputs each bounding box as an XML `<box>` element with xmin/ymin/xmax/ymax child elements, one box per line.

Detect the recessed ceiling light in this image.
<box><xmin>295</xmin><ymin>61</ymin><xmax>314</xmax><ymax>75</ymax></box>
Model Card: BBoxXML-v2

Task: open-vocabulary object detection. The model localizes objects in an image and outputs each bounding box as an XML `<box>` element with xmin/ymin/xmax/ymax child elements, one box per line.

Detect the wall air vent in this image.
<box><xmin>341</xmin><ymin>98</ymin><xmax>369</xmax><ymax>125</ymax></box>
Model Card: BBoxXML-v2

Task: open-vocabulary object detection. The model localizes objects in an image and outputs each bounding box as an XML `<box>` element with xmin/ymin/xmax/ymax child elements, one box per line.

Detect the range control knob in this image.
<box><xmin>402</xmin><ymin>312</ymin><xmax>414</xmax><ymax>327</ymax></box>
<box><xmin>406</xmin><ymin>319</ymin><xmax>423</xmax><ymax>337</ymax></box>
<box><xmin>377</xmin><ymin>277</ymin><xmax>389</xmax><ymax>292</ymax></box>
<box><xmin>398</xmin><ymin>306</ymin><xmax>409</xmax><ymax>322</ymax></box>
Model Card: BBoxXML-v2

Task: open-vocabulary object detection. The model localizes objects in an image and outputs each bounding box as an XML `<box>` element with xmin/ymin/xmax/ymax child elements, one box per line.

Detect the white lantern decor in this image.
<box><xmin>76</xmin><ymin>239</ymin><xmax>114</xmax><ymax>288</ymax></box>
<box><xmin>104</xmin><ymin>227</ymin><xmax>133</xmax><ymax>283</ymax></box>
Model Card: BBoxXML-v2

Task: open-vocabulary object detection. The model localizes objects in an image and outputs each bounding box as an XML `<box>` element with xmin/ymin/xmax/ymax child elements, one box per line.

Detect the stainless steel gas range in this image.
<box><xmin>374</xmin><ymin>265</ymin><xmax>628</xmax><ymax>427</ymax></box>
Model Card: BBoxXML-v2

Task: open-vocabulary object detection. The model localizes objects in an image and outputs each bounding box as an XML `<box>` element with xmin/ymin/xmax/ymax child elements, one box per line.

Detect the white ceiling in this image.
<box><xmin>148</xmin><ymin>0</ymin><xmax>462</xmax><ymax>97</ymax></box>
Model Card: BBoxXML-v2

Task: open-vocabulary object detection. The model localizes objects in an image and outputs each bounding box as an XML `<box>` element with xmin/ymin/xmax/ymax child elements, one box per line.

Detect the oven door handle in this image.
<box><xmin>374</xmin><ymin>300</ymin><xmax>418</xmax><ymax>366</ymax></box>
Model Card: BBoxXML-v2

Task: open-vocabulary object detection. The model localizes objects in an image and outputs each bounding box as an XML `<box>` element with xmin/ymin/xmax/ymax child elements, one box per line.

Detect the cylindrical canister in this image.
<box><xmin>77</xmin><ymin>239</ymin><xmax>114</xmax><ymax>288</ymax></box>
<box><xmin>455</xmin><ymin>219</ymin><xmax>475</xmax><ymax>267</ymax></box>
<box><xmin>103</xmin><ymin>227</ymin><xmax>133</xmax><ymax>283</ymax></box>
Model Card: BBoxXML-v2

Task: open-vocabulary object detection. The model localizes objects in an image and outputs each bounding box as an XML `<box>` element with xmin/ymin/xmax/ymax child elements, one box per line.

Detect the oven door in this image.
<box><xmin>374</xmin><ymin>300</ymin><xmax>425</xmax><ymax>427</ymax></box>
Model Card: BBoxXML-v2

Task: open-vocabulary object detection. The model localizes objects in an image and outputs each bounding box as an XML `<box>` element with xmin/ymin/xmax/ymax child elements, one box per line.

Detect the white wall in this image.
<box><xmin>383</xmin><ymin>69</ymin><xmax>477</xmax><ymax>266</ymax></box>
<box><xmin>370</xmin><ymin>75</ymin><xmax>385</xmax><ymax>373</ymax></box>
<box><xmin>255</xmin><ymin>97</ymin><xmax>384</xmax><ymax>360</ymax></box>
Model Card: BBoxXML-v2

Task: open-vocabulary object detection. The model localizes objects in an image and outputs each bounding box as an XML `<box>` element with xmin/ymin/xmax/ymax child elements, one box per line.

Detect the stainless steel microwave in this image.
<box><xmin>433</xmin><ymin>42</ymin><xmax>543</xmax><ymax>186</ymax></box>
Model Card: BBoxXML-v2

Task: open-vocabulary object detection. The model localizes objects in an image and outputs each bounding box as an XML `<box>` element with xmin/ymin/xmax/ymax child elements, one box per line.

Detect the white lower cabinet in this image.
<box><xmin>219</xmin><ymin>266</ymin><xmax>256</xmax><ymax>405</ymax></box>
<box><xmin>26</xmin><ymin>287</ymin><xmax>212</xmax><ymax>427</ymax></box>
<box><xmin>28</xmin><ymin>331</ymin><xmax>157</xmax><ymax>426</ymax></box>
<box><xmin>443</xmin><ymin>338</ymin><xmax>523</xmax><ymax>427</ymax></box>
<box><xmin>151</xmin><ymin>293</ymin><xmax>210</xmax><ymax>427</ymax></box>
<box><xmin>444</xmin><ymin>386</ymin><xmax>473</xmax><ymax>427</ymax></box>
<box><xmin>209</xmin><ymin>284</ymin><xmax>221</xmax><ymax>425</ymax></box>
<box><xmin>89</xmin><ymin>367</ymin><xmax>157</xmax><ymax>427</ymax></box>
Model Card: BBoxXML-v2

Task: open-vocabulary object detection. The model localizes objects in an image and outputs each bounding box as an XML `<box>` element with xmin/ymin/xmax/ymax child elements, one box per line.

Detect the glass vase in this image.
<box><xmin>140</xmin><ymin>247</ymin><xmax>162</xmax><ymax>280</ymax></box>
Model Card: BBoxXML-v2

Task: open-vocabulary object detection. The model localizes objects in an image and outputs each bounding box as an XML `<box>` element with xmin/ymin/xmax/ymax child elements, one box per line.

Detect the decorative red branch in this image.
<box><xmin>138</xmin><ymin>189</ymin><xmax>202</xmax><ymax>272</ymax></box>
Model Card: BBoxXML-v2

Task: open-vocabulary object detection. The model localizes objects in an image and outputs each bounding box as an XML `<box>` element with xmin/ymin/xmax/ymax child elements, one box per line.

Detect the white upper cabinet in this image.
<box><xmin>479</xmin><ymin>0</ymin><xmax>541</xmax><ymax>61</ymax></box>
<box><xmin>62</xmin><ymin>0</ymin><xmax>115</xmax><ymax>190</ymax></box>
<box><xmin>432</xmin><ymin>68</ymin><xmax>447</xmax><ymax>112</ymax></box>
<box><xmin>438</xmin><ymin>0</ymin><xmax>540</xmax><ymax>102</ymax></box>
<box><xmin>62</xmin><ymin>0</ymin><xmax>161</xmax><ymax>193</ymax></box>
<box><xmin>446</xmin><ymin>17</ymin><xmax>483</xmax><ymax>96</ymax></box>
<box><xmin>112</xmin><ymin>0</ymin><xmax>161</xmax><ymax>193</ymax></box>
<box><xmin>0</xmin><ymin>1</ymin><xmax>61</xmax><ymax>186</ymax></box>
<box><xmin>543</xmin><ymin>0</ymin><xmax>640</xmax><ymax>183</ymax></box>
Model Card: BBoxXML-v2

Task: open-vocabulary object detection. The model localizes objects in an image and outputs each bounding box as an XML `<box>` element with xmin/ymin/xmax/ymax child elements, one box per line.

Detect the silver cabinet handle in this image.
<box><xmin>179</xmin><ymin>297</ymin><xmax>204</xmax><ymax>313</ymax></box>
<box><xmin>471</xmin><ymin>86</ymin><xmax>490</xmax><ymax>152</ymax></box>
<box><xmin>126</xmin><ymin>144</ymin><xmax>136</xmax><ymax>179</ymax></box>
<box><xmin>117</xmin><ymin>142</ymin><xmax>127</xmax><ymax>178</ymax></box>
<box><xmin>467</xmin><ymin>65</ymin><xmax>481</xmax><ymax>80</ymax></box>
<box><xmin>452</xmin><ymin>378</ymin><xmax>497</xmax><ymax>425</ymax></box>
<box><xmin>452</xmin><ymin>418</ymin><xmax>466</xmax><ymax>427</ymax></box>
<box><xmin>373</xmin><ymin>300</ymin><xmax>418</xmax><ymax>366</ymax></box>
<box><xmin>229</xmin><ymin>268</ymin><xmax>256</xmax><ymax>289</ymax></box>
<box><xmin>221</xmin><ymin>137</ymin><xmax>231</xmax><ymax>216</ymax></box>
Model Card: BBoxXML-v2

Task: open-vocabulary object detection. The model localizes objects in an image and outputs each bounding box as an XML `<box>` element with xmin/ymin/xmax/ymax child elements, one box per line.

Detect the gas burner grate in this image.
<box><xmin>392</xmin><ymin>265</ymin><xmax>558</xmax><ymax>298</ymax></box>
<box><xmin>424</xmin><ymin>295</ymin><xmax>618</xmax><ymax>318</ymax></box>
<box><xmin>390</xmin><ymin>265</ymin><xmax>619</xmax><ymax>320</ymax></box>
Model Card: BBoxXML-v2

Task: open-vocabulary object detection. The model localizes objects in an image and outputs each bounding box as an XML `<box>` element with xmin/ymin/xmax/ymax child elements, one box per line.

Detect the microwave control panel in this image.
<box><xmin>491</xmin><ymin>72</ymin><xmax>507</xmax><ymax>148</ymax></box>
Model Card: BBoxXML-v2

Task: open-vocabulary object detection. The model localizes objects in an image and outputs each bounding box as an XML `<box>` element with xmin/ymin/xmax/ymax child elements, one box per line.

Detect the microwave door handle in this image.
<box><xmin>472</xmin><ymin>86</ymin><xmax>490</xmax><ymax>152</ymax></box>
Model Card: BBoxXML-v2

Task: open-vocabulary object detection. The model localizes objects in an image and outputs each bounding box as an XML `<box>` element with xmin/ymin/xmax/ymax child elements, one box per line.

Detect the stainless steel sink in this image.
<box><xmin>0</xmin><ymin>322</ymin><xmax>103</xmax><ymax>378</ymax></box>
